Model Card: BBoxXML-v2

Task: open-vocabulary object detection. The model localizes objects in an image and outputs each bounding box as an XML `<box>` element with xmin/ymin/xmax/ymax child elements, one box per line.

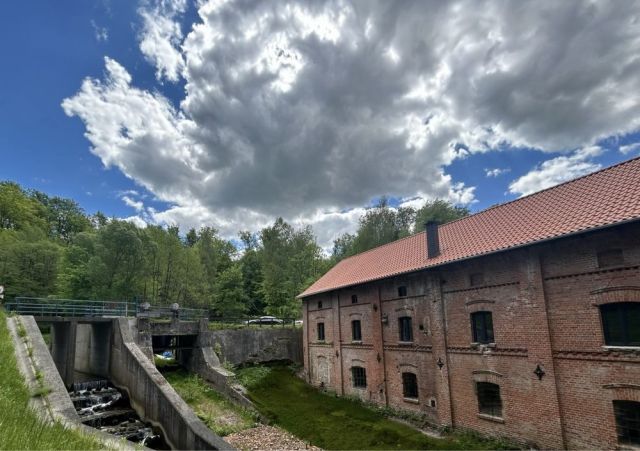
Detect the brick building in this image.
<box><xmin>298</xmin><ymin>157</ymin><xmax>640</xmax><ymax>449</ymax></box>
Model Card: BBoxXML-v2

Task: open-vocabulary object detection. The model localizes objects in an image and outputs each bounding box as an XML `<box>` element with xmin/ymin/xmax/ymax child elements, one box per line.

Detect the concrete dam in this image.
<box><xmin>6</xmin><ymin>302</ymin><xmax>302</xmax><ymax>450</ymax></box>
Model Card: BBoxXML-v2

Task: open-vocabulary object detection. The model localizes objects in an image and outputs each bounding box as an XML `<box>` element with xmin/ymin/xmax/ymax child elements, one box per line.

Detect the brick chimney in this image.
<box><xmin>425</xmin><ymin>221</ymin><xmax>440</xmax><ymax>259</ymax></box>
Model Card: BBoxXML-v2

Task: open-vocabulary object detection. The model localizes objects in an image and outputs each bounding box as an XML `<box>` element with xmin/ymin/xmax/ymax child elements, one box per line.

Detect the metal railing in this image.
<box><xmin>139</xmin><ymin>306</ymin><xmax>209</xmax><ymax>321</ymax></box>
<box><xmin>208</xmin><ymin>316</ymin><xmax>301</xmax><ymax>329</ymax></box>
<box><xmin>5</xmin><ymin>297</ymin><xmax>137</xmax><ymax>318</ymax></box>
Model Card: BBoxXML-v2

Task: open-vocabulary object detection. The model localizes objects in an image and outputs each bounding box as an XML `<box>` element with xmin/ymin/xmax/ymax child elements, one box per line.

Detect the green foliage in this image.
<box><xmin>0</xmin><ymin>310</ymin><xmax>101</xmax><ymax>449</ymax></box>
<box><xmin>0</xmin><ymin>180</ymin><xmax>334</xmax><ymax>315</ymax></box>
<box><xmin>165</xmin><ymin>370</ymin><xmax>257</xmax><ymax>436</ymax></box>
<box><xmin>333</xmin><ymin>198</ymin><xmax>469</xmax><ymax>261</ymax></box>
<box><xmin>213</xmin><ymin>264</ymin><xmax>247</xmax><ymax>317</ymax></box>
<box><xmin>332</xmin><ymin>197</ymin><xmax>415</xmax><ymax>260</ymax></box>
<box><xmin>236</xmin><ymin>365</ymin><xmax>516</xmax><ymax>450</ymax></box>
<box><xmin>413</xmin><ymin>199</ymin><xmax>469</xmax><ymax>229</ymax></box>
<box><xmin>260</xmin><ymin>218</ymin><xmax>324</xmax><ymax>317</ymax></box>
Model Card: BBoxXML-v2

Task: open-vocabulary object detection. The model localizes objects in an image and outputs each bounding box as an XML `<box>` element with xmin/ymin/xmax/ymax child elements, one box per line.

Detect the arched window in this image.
<box><xmin>351</xmin><ymin>366</ymin><xmax>367</xmax><ymax>388</ymax></box>
<box><xmin>471</xmin><ymin>311</ymin><xmax>494</xmax><ymax>344</ymax></box>
<box><xmin>600</xmin><ymin>303</ymin><xmax>640</xmax><ymax>346</ymax></box>
<box><xmin>402</xmin><ymin>372</ymin><xmax>418</xmax><ymax>399</ymax></box>
<box><xmin>476</xmin><ymin>381</ymin><xmax>502</xmax><ymax>418</ymax></box>
<box><xmin>613</xmin><ymin>400</ymin><xmax>640</xmax><ymax>446</ymax></box>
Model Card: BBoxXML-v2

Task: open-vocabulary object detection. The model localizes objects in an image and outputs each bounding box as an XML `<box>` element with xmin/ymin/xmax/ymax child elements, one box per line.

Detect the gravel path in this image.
<box><xmin>225</xmin><ymin>425</ymin><xmax>321</xmax><ymax>450</ymax></box>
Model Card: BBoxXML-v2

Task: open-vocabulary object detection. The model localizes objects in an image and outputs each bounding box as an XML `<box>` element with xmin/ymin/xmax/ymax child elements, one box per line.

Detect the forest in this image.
<box><xmin>0</xmin><ymin>181</ymin><xmax>467</xmax><ymax>318</ymax></box>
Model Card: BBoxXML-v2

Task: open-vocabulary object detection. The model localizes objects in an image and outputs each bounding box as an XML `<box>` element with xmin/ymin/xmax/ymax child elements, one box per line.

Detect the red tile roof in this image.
<box><xmin>299</xmin><ymin>156</ymin><xmax>640</xmax><ymax>298</ymax></box>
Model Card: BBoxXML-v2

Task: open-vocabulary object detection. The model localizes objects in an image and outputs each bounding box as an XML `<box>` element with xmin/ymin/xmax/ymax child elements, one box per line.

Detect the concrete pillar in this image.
<box><xmin>50</xmin><ymin>321</ymin><xmax>77</xmax><ymax>388</ymax></box>
<box><xmin>89</xmin><ymin>322</ymin><xmax>111</xmax><ymax>377</ymax></box>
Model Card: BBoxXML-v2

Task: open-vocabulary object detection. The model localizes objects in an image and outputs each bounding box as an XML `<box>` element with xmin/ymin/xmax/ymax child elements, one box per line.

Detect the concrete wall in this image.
<box><xmin>199</xmin><ymin>328</ymin><xmax>303</xmax><ymax>366</ymax></box>
<box><xmin>109</xmin><ymin>318</ymin><xmax>231</xmax><ymax>450</ymax></box>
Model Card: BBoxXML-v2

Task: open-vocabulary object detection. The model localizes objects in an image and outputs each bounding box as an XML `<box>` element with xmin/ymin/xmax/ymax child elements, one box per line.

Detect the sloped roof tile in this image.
<box><xmin>299</xmin><ymin>156</ymin><xmax>640</xmax><ymax>298</ymax></box>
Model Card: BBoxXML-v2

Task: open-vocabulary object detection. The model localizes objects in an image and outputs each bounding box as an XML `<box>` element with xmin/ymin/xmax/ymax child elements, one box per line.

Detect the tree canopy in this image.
<box><xmin>0</xmin><ymin>181</ymin><xmax>470</xmax><ymax>317</ymax></box>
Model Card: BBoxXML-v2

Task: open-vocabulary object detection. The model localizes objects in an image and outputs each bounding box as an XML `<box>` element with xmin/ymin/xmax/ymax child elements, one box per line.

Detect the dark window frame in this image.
<box><xmin>399</xmin><ymin>316</ymin><xmax>413</xmax><ymax>342</ymax></box>
<box><xmin>351</xmin><ymin>320</ymin><xmax>362</xmax><ymax>341</ymax></box>
<box><xmin>471</xmin><ymin>311</ymin><xmax>495</xmax><ymax>344</ymax></box>
<box><xmin>398</xmin><ymin>286</ymin><xmax>407</xmax><ymax>297</ymax></box>
<box><xmin>317</xmin><ymin>301</ymin><xmax>323</xmax><ymax>309</ymax></box>
<box><xmin>614</xmin><ymin>400</ymin><xmax>640</xmax><ymax>446</ymax></box>
<box><xmin>351</xmin><ymin>294</ymin><xmax>358</xmax><ymax>304</ymax></box>
<box><xmin>600</xmin><ymin>302</ymin><xmax>640</xmax><ymax>346</ymax></box>
<box><xmin>351</xmin><ymin>366</ymin><xmax>367</xmax><ymax>388</ymax></box>
<box><xmin>402</xmin><ymin>372</ymin><xmax>419</xmax><ymax>399</ymax></box>
<box><xmin>476</xmin><ymin>381</ymin><xmax>503</xmax><ymax>418</ymax></box>
<box><xmin>317</xmin><ymin>322</ymin><xmax>325</xmax><ymax>341</ymax></box>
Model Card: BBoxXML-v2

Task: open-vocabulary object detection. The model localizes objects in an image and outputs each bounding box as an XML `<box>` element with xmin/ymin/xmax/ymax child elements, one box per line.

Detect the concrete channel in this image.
<box><xmin>8</xmin><ymin>313</ymin><xmax>303</xmax><ymax>450</ymax></box>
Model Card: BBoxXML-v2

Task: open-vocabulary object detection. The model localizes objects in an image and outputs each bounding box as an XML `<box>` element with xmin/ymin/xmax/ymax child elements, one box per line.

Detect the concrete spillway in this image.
<box><xmin>14</xmin><ymin>315</ymin><xmax>230</xmax><ymax>450</ymax></box>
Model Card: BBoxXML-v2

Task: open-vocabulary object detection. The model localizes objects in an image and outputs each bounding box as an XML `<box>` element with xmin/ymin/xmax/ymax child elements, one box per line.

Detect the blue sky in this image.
<box><xmin>1</xmin><ymin>1</ymin><xmax>639</xmax><ymax>248</ymax></box>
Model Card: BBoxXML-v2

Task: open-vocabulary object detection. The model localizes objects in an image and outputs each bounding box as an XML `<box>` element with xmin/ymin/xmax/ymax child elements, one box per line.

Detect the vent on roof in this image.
<box><xmin>425</xmin><ymin>221</ymin><xmax>440</xmax><ymax>258</ymax></box>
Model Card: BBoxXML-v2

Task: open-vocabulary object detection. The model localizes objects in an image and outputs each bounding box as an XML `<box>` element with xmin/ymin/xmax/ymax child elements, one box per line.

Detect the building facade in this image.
<box><xmin>299</xmin><ymin>159</ymin><xmax>640</xmax><ymax>449</ymax></box>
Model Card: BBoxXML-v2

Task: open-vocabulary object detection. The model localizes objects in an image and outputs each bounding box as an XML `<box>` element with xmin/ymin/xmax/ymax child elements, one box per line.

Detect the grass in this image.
<box><xmin>236</xmin><ymin>365</ymin><xmax>516</xmax><ymax>450</ymax></box>
<box><xmin>0</xmin><ymin>310</ymin><xmax>102</xmax><ymax>450</ymax></box>
<box><xmin>164</xmin><ymin>370</ymin><xmax>258</xmax><ymax>436</ymax></box>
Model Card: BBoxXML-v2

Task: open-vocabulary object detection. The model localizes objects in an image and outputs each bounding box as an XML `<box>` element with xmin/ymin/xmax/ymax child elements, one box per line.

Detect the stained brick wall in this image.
<box><xmin>302</xmin><ymin>222</ymin><xmax>640</xmax><ymax>449</ymax></box>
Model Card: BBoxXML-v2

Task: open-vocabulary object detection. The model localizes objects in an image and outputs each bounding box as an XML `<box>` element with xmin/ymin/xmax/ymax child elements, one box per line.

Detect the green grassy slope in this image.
<box><xmin>237</xmin><ymin>365</ymin><xmax>515</xmax><ymax>450</ymax></box>
<box><xmin>0</xmin><ymin>310</ymin><xmax>101</xmax><ymax>450</ymax></box>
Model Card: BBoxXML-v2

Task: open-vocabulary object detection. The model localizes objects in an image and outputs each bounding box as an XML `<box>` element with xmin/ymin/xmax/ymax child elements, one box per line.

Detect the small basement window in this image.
<box><xmin>614</xmin><ymin>400</ymin><xmax>640</xmax><ymax>446</ymax></box>
<box><xmin>398</xmin><ymin>286</ymin><xmax>407</xmax><ymax>297</ymax></box>
<box><xmin>476</xmin><ymin>382</ymin><xmax>502</xmax><ymax>418</ymax></box>
<box><xmin>351</xmin><ymin>366</ymin><xmax>367</xmax><ymax>388</ymax></box>
<box><xmin>471</xmin><ymin>311</ymin><xmax>494</xmax><ymax>344</ymax></box>
<box><xmin>600</xmin><ymin>302</ymin><xmax>640</xmax><ymax>346</ymax></box>
<box><xmin>597</xmin><ymin>249</ymin><xmax>624</xmax><ymax>268</ymax></box>
<box><xmin>317</xmin><ymin>322</ymin><xmax>325</xmax><ymax>341</ymax></box>
<box><xmin>351</xmin><ymin>320</ymin><xmax>362</xmax><ymax>341</ymax></box>
<box><xmin>402</xmin><ymin>372</ymin><xmax>418</xmax><ymax>399</ymax></box>
<box><xmin>351</xmin><ymin>294</ymin><xmax>358</xmax><ymax>304</ymax></box>
<box><xmin>399</xmin><ymin>316</ymin><xmax>413</xmax><ymax>342</ymax></box>
<box><xmin>470</xmin><ymin>273</ymin><xmax>485</xmax><ymax>287</ymax></box>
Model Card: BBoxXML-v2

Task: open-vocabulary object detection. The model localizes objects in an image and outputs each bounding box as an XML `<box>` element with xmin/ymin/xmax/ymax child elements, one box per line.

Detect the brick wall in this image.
<box><xmin>302</xmin><ymin>222</ymin><xmax>640</xmax><ymax>449</ymax></box>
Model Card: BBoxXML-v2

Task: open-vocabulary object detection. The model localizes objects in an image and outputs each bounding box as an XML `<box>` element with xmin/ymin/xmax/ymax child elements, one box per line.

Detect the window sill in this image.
<box><xmin>470</xmin><ymin>342</ymin><xmax>496</xmax><ymax>350</ymax></box>
<box><xmin>351</xmin><ymin>340</ymin><xmax>363</xmax><ymax>344</ymax></box>
<box><xmin>403</xmin><ymin>397</ymin><xmax>419</xmax><ymax>404</ymax></box>
<box><xmin>397</xmin><ymin>341</ymin><xmax>414</xmax><ymax>346</ymax></box>
<box><xmin>477</xmin><ymin>413</ymin><xmax>504</xmax><ymax>424</ymax></box>
<box><xmin>602</xmin><ymin>346</ymin><xmax>640</xmax><ymax>352</ymax></box>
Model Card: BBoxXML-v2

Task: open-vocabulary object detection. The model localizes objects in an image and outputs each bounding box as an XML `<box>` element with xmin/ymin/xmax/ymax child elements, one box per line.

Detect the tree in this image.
<box><xmin>333</xmin><ymin>197</ymin><xmax>415</xmax><ymax>259</ymax></box>
<box><xmin>260</xmin><ymin>218</ymin><xmax>324</xmax><ymax>318</ymax></box>
<box><xmin>29</xmin><ymin>191</ymin><xmax>91</xmax><ymax>243</ymax></box>
<box><xmin>0</xmin><ymin>182</ymin><xmax>46</xmax><ymax>232</ymax></box>
<box><xmin>213</xmin><ymin>264</ymin><xmax>247</xmax><ymax>317</ymax></box>
<box><xmin>413</xmin><ymin>199</ymin><xmax>469</xmax><ymax>230</ymax></box>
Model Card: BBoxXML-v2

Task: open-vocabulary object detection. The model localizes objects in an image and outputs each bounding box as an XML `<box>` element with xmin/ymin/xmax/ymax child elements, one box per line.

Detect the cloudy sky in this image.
<box><xmin>2</xmin><ymin>0</ymin><xmax>640</xmax><ymax>249</ymax></box>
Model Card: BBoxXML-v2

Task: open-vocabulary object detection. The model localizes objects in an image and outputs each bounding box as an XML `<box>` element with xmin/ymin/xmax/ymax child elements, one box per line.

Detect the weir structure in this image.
<box><xmin>5</xmin><ymin>297</ymin><xmax>302</xmax><ymax>450</ymax></box>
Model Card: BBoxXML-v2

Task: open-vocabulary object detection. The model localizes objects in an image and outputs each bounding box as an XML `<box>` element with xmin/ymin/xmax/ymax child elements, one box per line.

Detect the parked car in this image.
<box><xmin>246</xmin><ymin>316</ymin><xmax>283</xmax><ymax>325</ymax></box>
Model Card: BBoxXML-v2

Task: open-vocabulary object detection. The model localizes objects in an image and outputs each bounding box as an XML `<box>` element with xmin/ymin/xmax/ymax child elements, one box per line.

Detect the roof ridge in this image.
<box><xmin>329</xmin><ymin>155</ymin><xmax>640</xmax><ymax>268</ymax></box>
<box><xmin>441</xmin><ymin>154</ymin><xmax>640</xmax><ymax>228</ymax></box>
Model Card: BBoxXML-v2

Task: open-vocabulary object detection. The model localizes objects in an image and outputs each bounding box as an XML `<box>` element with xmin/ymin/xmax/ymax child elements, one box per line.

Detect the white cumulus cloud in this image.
<box><xmin>64</xmin><ymin>0</ymin><xmax>640</xmax><ymax>248</ymax></box>
<box><xmin>508</xmin><ymin>146</ymin><xmax>604</xmax><ymax>197</ymax></box>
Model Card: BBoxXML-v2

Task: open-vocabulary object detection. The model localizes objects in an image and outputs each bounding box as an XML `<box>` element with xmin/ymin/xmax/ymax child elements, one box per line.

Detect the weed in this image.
<box><xmin>165</xmin><ymin>370</ymin><xmax>256</xmax><ymax>436</ymax></box>
<box><xmin>27</xmin><ymin>345</ymin><xmax>33</xmax><ymax>358</ymax></box>
<box><xmin>31</xmin><ymin>386</ymin><xmax>53</xmax><ymax>397</ymax></box>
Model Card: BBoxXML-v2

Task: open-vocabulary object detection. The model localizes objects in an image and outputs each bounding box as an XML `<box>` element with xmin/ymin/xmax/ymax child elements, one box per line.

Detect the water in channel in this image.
<box><xmin>69</xmin><ymin>380</ymin><xmax>170</xmax><ymax>449</ymax></box>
